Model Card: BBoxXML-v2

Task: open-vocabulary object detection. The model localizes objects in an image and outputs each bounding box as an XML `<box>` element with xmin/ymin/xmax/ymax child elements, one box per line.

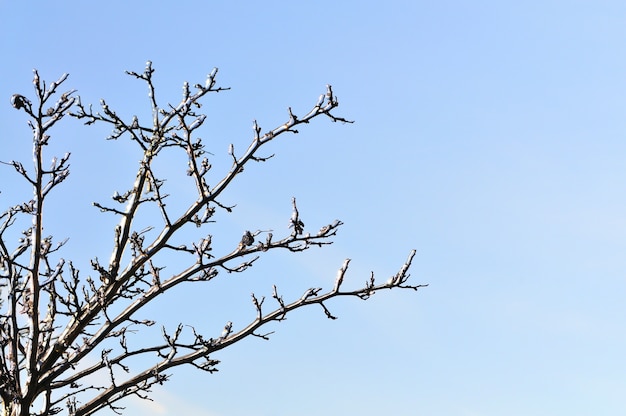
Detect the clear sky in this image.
<box><xmin>1</xmin><ymin>1</ymin><xmax>625</xmax><ymax>415</ymax></box>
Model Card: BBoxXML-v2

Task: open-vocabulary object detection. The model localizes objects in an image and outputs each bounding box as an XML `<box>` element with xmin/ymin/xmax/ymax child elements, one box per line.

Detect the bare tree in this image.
<box><xmin>0</xmin><ymin>62</ymin><xmax>426</xmax><ymax>416</ymax></box>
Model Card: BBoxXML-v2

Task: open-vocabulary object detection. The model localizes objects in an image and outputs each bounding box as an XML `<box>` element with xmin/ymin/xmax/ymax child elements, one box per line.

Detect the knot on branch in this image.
<box><xmin>11</xmin><ymin>94</ymin><xmax>31</xmax><ymax>111</ymax></box>
<box><xmin>289</xmin><ymin>198</ymin><xmax>305</xmax><ymax>236</ymax></box>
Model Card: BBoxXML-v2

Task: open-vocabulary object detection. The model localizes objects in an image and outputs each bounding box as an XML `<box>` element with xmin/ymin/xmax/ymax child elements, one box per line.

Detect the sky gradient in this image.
<box><xmin>1</xmin><ymin>1</ymin><xmax>625</xmax><ymax>415</ymax></box>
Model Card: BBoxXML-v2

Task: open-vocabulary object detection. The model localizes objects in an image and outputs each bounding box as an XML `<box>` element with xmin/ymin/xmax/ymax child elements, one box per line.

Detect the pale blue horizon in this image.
<box><xmin>1</xmin><ymin>1</ymin><xmax>625</xmax><ymax>415</ymax></box>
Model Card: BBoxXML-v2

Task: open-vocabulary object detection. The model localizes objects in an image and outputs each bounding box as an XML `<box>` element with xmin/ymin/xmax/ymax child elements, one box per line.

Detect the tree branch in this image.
<box><xmin>0</xmin><ymin>65</ymin><xmax>423</xmax><ymax>416</ymax></box>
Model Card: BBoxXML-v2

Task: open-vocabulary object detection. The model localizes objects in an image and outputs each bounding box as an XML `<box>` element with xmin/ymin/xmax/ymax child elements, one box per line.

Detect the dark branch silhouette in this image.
<box><xmin>0</xmin><ymin>62</ymin><xmax>426</xmax><ymax>416</ymax></box>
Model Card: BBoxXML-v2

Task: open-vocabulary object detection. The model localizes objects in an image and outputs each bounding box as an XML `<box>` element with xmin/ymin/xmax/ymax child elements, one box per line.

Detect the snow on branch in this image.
<box><xmin>0</xmin><ymin>63</ymin><xmax>425</xmax><ymax>416</ymax></box>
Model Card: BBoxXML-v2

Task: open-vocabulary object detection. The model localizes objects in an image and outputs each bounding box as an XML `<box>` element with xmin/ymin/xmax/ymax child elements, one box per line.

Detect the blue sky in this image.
<box><xmin>1</xmin><ymin>1</ymin><xmax>626</xmax><ymax>415</ymax></box>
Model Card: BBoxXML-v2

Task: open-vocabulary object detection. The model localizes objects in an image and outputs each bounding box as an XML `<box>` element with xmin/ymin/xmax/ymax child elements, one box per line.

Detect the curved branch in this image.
<box><xmin>73</xmin><ymin>250</ymin><xmax>422</xmax><ymax>416</ymax></box>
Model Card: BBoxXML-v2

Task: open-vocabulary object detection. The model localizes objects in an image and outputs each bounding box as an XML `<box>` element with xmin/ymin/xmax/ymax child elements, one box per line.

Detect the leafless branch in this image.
<box><xmin>0</xmin><ymin>64</ymin><xmax>423</xmax><ymax>416</ymax></box>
